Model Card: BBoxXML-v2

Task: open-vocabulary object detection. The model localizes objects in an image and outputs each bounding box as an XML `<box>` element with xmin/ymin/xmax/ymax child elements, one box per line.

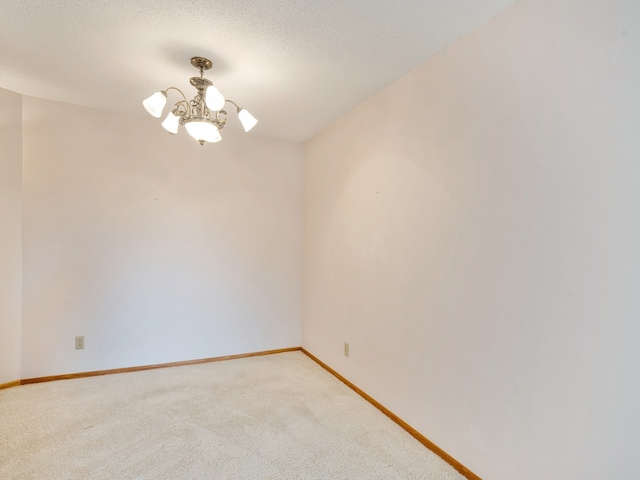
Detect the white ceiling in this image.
<box><xmin>0</xmin><ymin>0</ymin><xmax>516</xmax><ymax>143</ymax></box>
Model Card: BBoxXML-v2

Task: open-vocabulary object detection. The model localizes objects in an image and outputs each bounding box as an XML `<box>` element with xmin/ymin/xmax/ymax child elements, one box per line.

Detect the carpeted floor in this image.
<box><xmin>0</xmin><ymin>351</ymin><xmax>464</xmax><ymax>479</ymax></box>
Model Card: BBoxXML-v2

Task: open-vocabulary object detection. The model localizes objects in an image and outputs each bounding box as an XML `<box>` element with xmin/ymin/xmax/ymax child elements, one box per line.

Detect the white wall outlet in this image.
<box><xmin>344</xmin><ymin>342</ymin><xmax>349</xmax><ymax>357</ymax></box>
<box><xmin>75</xmin><ymin>336</ymin><xmax>85</xmax><ymax>350</ymax></box>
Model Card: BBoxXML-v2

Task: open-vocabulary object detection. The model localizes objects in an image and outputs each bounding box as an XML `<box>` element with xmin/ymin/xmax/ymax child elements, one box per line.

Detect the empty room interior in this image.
<box><xmin>1</xmin><ymin>0</ymin><xmax>639</xmax><ymax>478</ymax></box>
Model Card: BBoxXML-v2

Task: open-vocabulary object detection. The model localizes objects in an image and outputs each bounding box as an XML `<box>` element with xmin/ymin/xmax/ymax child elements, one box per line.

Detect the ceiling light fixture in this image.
<box><xmin>143</xmin><ymin>57</ymin><xmax>258</xmax><ymax>145</ymax></box>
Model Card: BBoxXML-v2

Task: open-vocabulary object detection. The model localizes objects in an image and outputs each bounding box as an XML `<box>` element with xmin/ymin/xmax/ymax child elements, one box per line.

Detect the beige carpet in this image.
<box><xmin>0</xmin><ymin>351</ymin><xmax>464</xmax><ymax>479</ymax></box>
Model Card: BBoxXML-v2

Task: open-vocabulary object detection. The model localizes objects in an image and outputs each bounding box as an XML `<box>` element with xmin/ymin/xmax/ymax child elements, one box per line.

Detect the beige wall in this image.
<box><xmin>303</xmin><ymin>0</ymin><xmax>640</xmax><ymax>478</ymax></box>
<box><xmin>0</xmin><ymin>88</ymin><xmax>23</xmax><ymax>385</ymax></box>
<box><xmin>21</xmin><ymin>96</ymin><xmax>303</xmax><ymax>378</ymax></box>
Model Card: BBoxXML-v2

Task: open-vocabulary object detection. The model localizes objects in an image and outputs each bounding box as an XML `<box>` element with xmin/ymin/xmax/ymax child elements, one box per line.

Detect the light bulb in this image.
<box><xmin>237</xmin><ymin>108</ymin><xmax>258</xmax><ymax>132</ymax></box>
<box><xmin>184</xmin><ymin>119</ymin><xmax>221</xmax><ymax>143</ymax></box>
<box><xmin>161</xmin><ymin>111</ymin><xmax>180</xmax><ymax>134</ymax></box>
<box><xmin>205</xmin><ymin>86</ymin><xmax>225</xmax><ymax>111</ymax></box>
<box><xmin>142</xmin><ymin>91</ymin><xmax>167</xmax><ymax>118</ymax></box>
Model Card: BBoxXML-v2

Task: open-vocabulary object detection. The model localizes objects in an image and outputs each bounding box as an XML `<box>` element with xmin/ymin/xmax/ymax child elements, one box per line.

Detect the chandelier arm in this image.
<box><xmin>162</xmin><ymin>87</ymin><xmax>193</xmax><ymax>117</ymax></box>
<box><xmin>224</xmin><ymin>99</ymin><xmax>241</xmax><ymax>112</ymax></box>
<box><xmin>173</xmin><ymin>99</ymin><xmax>191</xmax><ymax>117</ymax></box>
<box><xmin>214</xmin><ymin>109</ymin><xmax>227</xmax><ymax>128</ymax></box>
<box><xmin>164</xmin><ymin>86</ymin><xmax>189</xmax><ymax>102</ymax></box>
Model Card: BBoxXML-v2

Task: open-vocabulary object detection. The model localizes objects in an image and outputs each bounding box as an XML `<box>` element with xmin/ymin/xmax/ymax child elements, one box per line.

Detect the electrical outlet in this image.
<box><xmin>75</xmin><ymin>336</ymin><xmax>85</xmax><ymax>350</ymax></box>
<box><xmin>344</xmin><ymin>342</ymin><xmax>349</xmax><ymax>357</ymax></box>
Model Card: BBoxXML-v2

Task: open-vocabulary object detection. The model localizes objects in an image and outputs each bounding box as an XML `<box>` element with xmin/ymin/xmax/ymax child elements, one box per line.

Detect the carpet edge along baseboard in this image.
<box><xmin>0</xmin><ymin>380</ymin><xmax>21</xmax><ymax>390</ymax></box>
<box><xmin>300</xmin><ymin>348</ymin><xmax>482</xmax><ymax>480</ymax></box>
<box><xmin>18</xmin><ymin>347</ymin><xmax>302</xmax><ymax>385</ymax></box>
<box><xmin>9</xmin><ymin>346</ymin><xmax>481</xmax><ymax>480</ymax></box>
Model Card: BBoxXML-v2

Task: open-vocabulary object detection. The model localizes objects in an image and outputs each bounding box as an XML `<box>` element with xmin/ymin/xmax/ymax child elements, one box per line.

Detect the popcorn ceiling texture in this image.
<box><xmin>0</xmin><ymin>0</ymin><xmax>516</xmax><ymax>142</ymax></box>
<box><xmin>0</xmin><ymin>352</ymin><xmax>464</xmax><ymax>479</ymax></box>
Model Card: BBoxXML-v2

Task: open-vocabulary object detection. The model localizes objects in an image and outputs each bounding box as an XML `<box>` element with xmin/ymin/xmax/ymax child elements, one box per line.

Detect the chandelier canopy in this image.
<box><xmin>143</xmin><ymin>57</ymin><xmax>258</xmax><ymax>145</ymax></box>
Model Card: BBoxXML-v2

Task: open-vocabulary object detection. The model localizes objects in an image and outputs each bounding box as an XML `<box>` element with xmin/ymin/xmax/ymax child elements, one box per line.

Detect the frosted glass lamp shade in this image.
<box><xmin>238</xmin><ymin>108</ymin><xmax>258</xmax><ymax>132</ymax></box>
<box><xmin>142</xmin><ymin>91</ymin><xmax>167</xmax><ymax>118</ymax></box>
<box><xmin>184</xmin><ymin>119</ymin><xmax>222</xmax><ymax>143</ymax></box>
<box><xmin>205</xmin><ymin>86</ymin><xmax>225</xmax><ymax>111</ymax></box>
<box><xmin>161</xmin><ymin>112</ymin><xmax>180</xmax><ymax>134</ymax></box>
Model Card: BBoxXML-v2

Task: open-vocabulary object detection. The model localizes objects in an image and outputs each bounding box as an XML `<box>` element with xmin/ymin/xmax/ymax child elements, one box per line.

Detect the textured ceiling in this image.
<box><xmin>0</xmin><ymin>0</ymin><xmax>516</xmax><ymax>142</ymax></box>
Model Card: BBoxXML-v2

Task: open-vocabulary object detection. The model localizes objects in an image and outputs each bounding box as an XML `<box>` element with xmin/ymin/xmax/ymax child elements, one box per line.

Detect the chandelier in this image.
<box><xmin>143</xmin><ymin>57</ymin><xmax>258</xmax><ymax>145</ymax></box>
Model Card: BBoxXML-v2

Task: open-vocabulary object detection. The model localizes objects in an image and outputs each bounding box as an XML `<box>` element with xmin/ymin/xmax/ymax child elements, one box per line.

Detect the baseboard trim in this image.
<box><xmin>9</xmin><ymin>347</ymin><xmax>480</xmax><ymax>479</ymax></box>
<box><xmin>20</xmin><ymin>347</ymin><xmax>302</xmax><ymax>385</ymax></box>
<box><xmin>301</xmin><ymin>348</ymin><xmax>481</xmax><ymax>480</ymax></box>
<box><xmin>0</xmin><ymin>380</ymin><xmax>21</xmax><ymax>390</ymax></box>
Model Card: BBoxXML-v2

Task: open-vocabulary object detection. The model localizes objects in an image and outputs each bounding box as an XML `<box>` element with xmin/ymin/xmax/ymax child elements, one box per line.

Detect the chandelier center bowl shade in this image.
<box><xmin>143</xmin><ymin>57</ymin><xmax>258</xmax><ymax>145</ymax></box>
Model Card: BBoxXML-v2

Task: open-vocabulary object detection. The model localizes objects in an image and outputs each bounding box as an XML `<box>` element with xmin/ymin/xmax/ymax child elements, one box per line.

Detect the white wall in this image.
<box><xmin>21</xmin><ymin>96</ymin><xmax>303</xmax><ymax>379</ymax></box>
<box><xmin>302</xmin><ymin>0</ymin><xmax>640</xmax><ymax>478</ymax></box>
<box><xmin>0</xmin><ymin>87</ymin><xmax>23</xmax><ymax>385</ymax></box>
